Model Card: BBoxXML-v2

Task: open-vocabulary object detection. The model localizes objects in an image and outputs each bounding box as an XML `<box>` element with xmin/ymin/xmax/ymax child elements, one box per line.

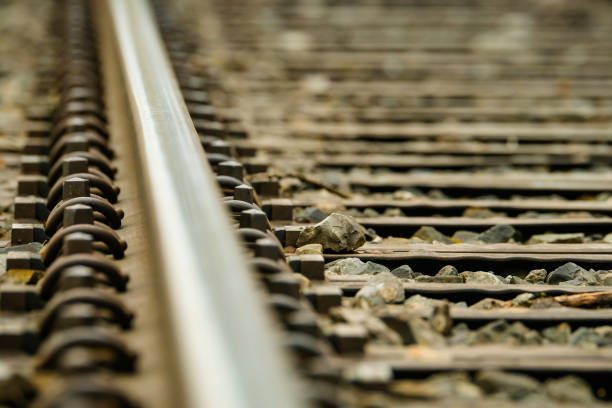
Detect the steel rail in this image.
<box><xmin>101</xmin><ymin>1</ymin><xmax>304</xmax><ymax>407</ymax></box>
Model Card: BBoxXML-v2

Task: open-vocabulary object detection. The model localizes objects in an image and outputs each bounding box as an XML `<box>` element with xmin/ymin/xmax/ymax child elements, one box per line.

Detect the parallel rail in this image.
<box><xmin>100</xmin><ymin>0</ymin><xmax>303</xmax><ymax>407</ymax></box>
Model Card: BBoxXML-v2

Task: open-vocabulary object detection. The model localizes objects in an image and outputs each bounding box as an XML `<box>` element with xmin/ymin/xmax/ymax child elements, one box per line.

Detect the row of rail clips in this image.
<box><xmin>153</xmin><ymin>2</ymin><xmax>366</xmax><ymax>406</ymax></box>
<box><xmin>7</xmin><ymin>0</ymin><xmax>138</xmax><ymax>406</ymax></box>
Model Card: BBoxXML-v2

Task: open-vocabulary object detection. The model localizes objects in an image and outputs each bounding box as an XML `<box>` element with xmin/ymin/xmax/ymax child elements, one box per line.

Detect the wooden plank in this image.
<box><xmin>290</xmin><ymin>198</ymin><xmax>612</xmax><ymax>214</ymax></box>
<box><xmin>352</xmin><ymin>243</ymin><xmax>612</xmax><ymax>255</ymax></box>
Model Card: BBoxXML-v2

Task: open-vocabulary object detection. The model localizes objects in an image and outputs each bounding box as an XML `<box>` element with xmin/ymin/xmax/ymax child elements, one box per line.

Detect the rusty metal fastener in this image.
<box><xmin>188</xmin><ymin>103</ymin><xmax>216</xmax><ymax>120</ymax></box>
<box><xmin>45</xmin><ymin>196</ymin><xmax>123</xmax><ymax>235</ymax></box>
<box><xmin>284</xmin><ymin>311</ymin><xmax>320</xmax><ymax>337</ymax></box>
<box><xmin>226</xmin><ymin>122</ymin><xmax>248</xmax><ymax>139</ymax></box>
<box><xmin>20</xmin><ymin>156</ymin><xmax>50</xmax><ymax>175</ymax></box>
<box><xmin>305</xmin><ymin>286</ymin><xmax>342</xmax><ymax>314</ymax></box>
<box><xmin>193</xmin><ymin>119</ymin><xmax>224</xmax><ymax>137</ymax></box>
<box><xmin>54</xmin><ymin>265</ymin><xmax>98</xmax><ymax>292</ymax></box>
<box><xmin>255</xmin><ymin>237</ymin><xmax>284</xmax><ymax>261</ymax></box>
<box><xmin>50</xmin><ymin>115</ymin><xmax>108</xmax><ymax>144</ymax></box>
<box><xmin>36</xmin><ymin>326</ymin><xmax>137</xmax><ymax>372</ymax></box>
<box><xmin>39</xmin><ymin>254</ymin><xmax>128</xmax><ymax>300</ymax></box>
<box><xmin>11</xmin><ymin>223</ymin><xmax>47</xmax><ymax>246</ymax></box>
<box><xmin>248</xmin><ymin>257</ymin><xmax>285</xmax><ymax>275</ymax></box>
<box><xmin>42</xmin><ymin>224</ymin><xmax>127</xmax><ymax>266</ymax></box>
<box><xmin>218</xmin><ymin>161</ymin><xmax>244</xmax><ymax>181</ymax></box>
<box><xmin>17</xmin><ymin>175</ymin><xmax>49</xmax><ymax>197</ymax></box>
<box><xmin>208</xmin><ymin>140</ymin><xmax>232</xmax><ymax>156</ymax></box>
<box><xmin>48</xmin><ymin>151</ymin><xmax>116</xmax><ymax>183</ymax></box>
<box><xmin>0</xmin><ymin>285</ymin><xmax>42</xmax><ymax>311</ymax></box>
<box><xmin>62</xmin><ymin>232</ymin><xmax>94</xmax><ymax>255</ymax></box>
<box><xmin>329</xmin><ymin>325</ymin><xmax>367</xmax><ymax>354</ymax></box>
<box><xmin>23</xmin><ymin>137</ymin><xmax>49</xmax><ymax>155</ymax></box>
<box><xmin>283</xmin><ymin>333</ymin><xmax>324</xmax><ymax>359</ymax></box>
<box><xmin>48</xmin><ymin>173</ymin><xmax>119</xmax><ymax>208</ymax></box>
<box><xmin>265</xmin><ymin>273</ymin><xmax>302</xmax><ymax>299</ymax></box>
<box><xmin>252</xmin><ymin>179</ymin><xmax>280</xmax><ymax>197</ymax></box>
<box><xmin>14</xmin><ymin>196</ymin><xmax>49</xmax><ymax>221</ymax></box>
<box><xmin>244</xmin><ymin>162</ymin><xmax>269</xmax><ymax>175</ymax></box>
<box><xmin>61</xmin><ymin>156</ymin><xmax>89</xmax><ymax>176</ymax></box>
<box><xmin>183</xmin><ymin>89</ymin><xmax>210</xmax><ymax>104</ymax></box>
<box><xmin>216</xmin><ymin>175</ymin><xmax>243</xmax><ymax>196</ymax></box>
<box><xmin>262</xmin><ymin>199</ymin><xmax>294</xmax><ymax>221</ymax></box>
<box><xmin>199</xmin><ymin>135</ymin><xmax>220</xmax><ymax>150</ymax></box>
<box><xmin>240</xmin><ymin>209</ymin><xmax>268</xmax><ymax>232</ymax></box>
<box><xmin>282</xmin><ymin>226</ymin><xmax>302</xmax><ymax>247</ymax></box>
<box><xmin>234</xmin><ymin>184</ymin><xmax>254</xmax><ymax>204</ymax></box>
<box><xmin>38</xmin><ymin>288</ymin><xmax>133</xmax><ymax>339</ymax></box>
<box><xmin>50</xmin><ymin>132</ymin><xmax>114</xmax><ymax>162</ymax></box>
<box><xmin>7</xmin><ymin>251</ymin><xmax>44</xmax><ymax>272</ymax></box>
<box><xmin>298</xmin><ymin>255</ymin><xmax>325</xmax><ymax>281</ymax></box>
<box><xmin>225</xmin><ymin>199</ymin><xmax>260</xmax><ymax>219</ymax></box>
<box><xmin>59</xmin><ymin>177</ymin><xmax>90</xmax><ymax>203</ymax></box>
<box><xmin>0</xmin><ymin>319</ymin><xmax>38</xmax><ymax>352</ymax></box>
<box><xmin>54</xmin><ymin>100</ymin><xmax>106</xmax><ymax>122</ymax></box>
<box><xmin>63</xmin><ymin>204</ymin><xmax>94</xmax><ymax>226</ymax></box>
<box><xmin>268</xmin><ymin>294</ymin><xmax>302</xmax><ymax>317</ymax></box>
<box><xmin>33</xmin><ymin>380</ymin><xmax>139</xmax><ymax>408</ymax></box>
<box><xmin>235</xmin><ymin>146</ymin><xmax>257</xmax><ymax>158</ymax></box>
<box><xmin>60</xmin><ymin>86</ymin><xmax>100</xmax><ymax>105</ymax></box>
<box><xmin>206</xmin><ymin>152</ymin><xmax>232</xmax><ymax>168</ymax></box>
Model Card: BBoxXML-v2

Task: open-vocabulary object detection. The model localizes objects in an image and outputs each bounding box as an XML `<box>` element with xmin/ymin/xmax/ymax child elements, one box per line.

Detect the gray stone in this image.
<box><xmin>545</xmin><ymin>376</ymin><xmax>594</xmax><ymax>403</ymax></box>
<box><xmin>574</xmin><ymin>268</ymin><xmax>599</xmax><ymax>285</ymax></box>
<box><xmin>326</xmin><ymin>258</ymin><xmax>389</xmax><ymax>276</ymax></box>
<box><xmin>567</xmin><ymin>327</ymin><xmax>608</xmax><ymax>347</ymax></box>
<box><xmin>404</xmin><ymin>316</ymin><xmax>447</xmax><ymax>347</ymax></box>
<box><xmin>546</xmin><ymin>262</ymin><xmax>587</xmax><ymax>284</ymax></box>
<box><xmin>530</xmin><ymin>298</ymin><xmax>563</xmax><ymax>309</ymax></box>
<box><xmin>477</xmin><ymin>224</ymin><xmax>518</xmax><ymax>244</ymax></box>
<box><xmin>294</xmin><ymin>207</ymin><xmax>328</xmax><ymax>223</ymax></box>
<box><xmin>325</xmin><ymin>258</ymin><xmax>367</xmax><ymax>275</ymax></box>
<box><xmin>436</xmin><ymin>265</ymin><xmax>458</xmax><ymax>277</ymax></box>
<box><xmin>459</xmin><ymin>271</ymin><xmax>505</xmax><ymax>285</ymax></box>
<box><xmin>475</xmin><ymin>370</ymin><xmax>540</xmax><ymax>400</ymax></box>
<box><xmin>297</xmin><ymin>213</ymin><xmax>366</xmax><ymax>252</ymax></box>
<box><xmin>448</xmin><ymin>323</ymin><xmax>475</xmax><ymax>346</ymax></box>
<box><xmin>542</xmin><ymin>322</ymin><xmax>571</xmax><ymax>344</ymax></box>
<box><xmin>390</xmin><ymin>265</ymin><xmax>418</xmax><ymax>279</ymax></box>
<box><xmin>295</xmin><ymin>243</ymin><xmax>322</xmax><ymax>255</ymax></box>
<box><xmin>451</xmin><ymin>230</ymin><xmax>480</xmax><ymax>243</ymax></box>
<box><xmin>507</xmin><ymin>275</ymin><xmax>528</xmax><ymax>285</ymax></box>
<box><xmin>383</xmin><ymin>208</ymin><xmax>403</xmax><ymax>217</ymax></box>
<box><xmin>462</xmin><ymin>208</ymin><xmax>504</xmax><ymax>218</ymax></box>
<box><xmin>431</xmin><ymin>275</ymin><xmax>464</xmax><ymax>283</ymax></box>
<box><xmin>411</xmin><ymin>226</ymin><xmax>453</xmax><ymax>244</ymax></box>
<box><xmin>512</xmin><ymin>293</ymin><xmax>535</xmax><ymax>307</ymax></box>
<box><xmin>526</xmin><ymin>232</ymin><xmax>584</xmax><ymax>244</ymax></box>
<box><xmin>525</xmin><ymin>269</ymin><xmax>547</xmax><ymax>283</ymax></box>
<box><xmin>603</xmin><ymin>232</ymin><xmax>612</xmax><ymax>244</ymax></box>
<box><xmin>414</xmin><ymin>275</ymin><xmax>434</xmax><ymax>282</ymax></box>
<box><xmin>362</xmin><ymin>261</ymin><xmax>390</xmax><ymax>275</ymax></box>
<box><xmin>596</xmin><ymin>271</ymin><xmax>612</xmax><ymax>286</ymax></box>
<box><xmin>429</xmin><ymin>302</ymin><xmax>452</xmax><ymax>335</ymax></box>
<box><xmin>362</xmin><ymin>208</ymin><xmax>379</xmax><ymax>217</ymax></box>
<box><xmin>355</xmin><ymin>271</ymin><xmax>405</xmax><ymax>307</ymax></box>
<box><xmin>470</xmin><ymin>298</ymin><xmax>505</xmax><ymax>310</ymax></box>
<box><xmin>404</xmin><ymin>294</ymin><xmax>444</xmax><ymax>309</ymax></box>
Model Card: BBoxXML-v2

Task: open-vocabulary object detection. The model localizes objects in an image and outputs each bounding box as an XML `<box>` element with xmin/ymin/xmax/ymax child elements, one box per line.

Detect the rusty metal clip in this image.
<box><xmin>45</xmin><ymin>196</ymin><xmax>123</xmax><ymax>235</ymax></box>
<box><xmin>47</xmin><ymin>173</ymin><xmax>119</xmax><ymax>208</ymax></box>
<box><xmin>39</xmin><ymin>253</ymin><xmax>128</xmax><ymax>300</ymax></box>
<box><xmin>36</xmin><ymin>327</ymin><xmax>137</xmax><ymax>372</ymax></box>
<box><xmin>38</xmin><ymin>288</ymin><xmax>133</xmax><ymax>339</ymax></box>
<box><xmin>41</xmin><ymin>224</ymin><xmax>127</xmax><ymax>266</ymax></box>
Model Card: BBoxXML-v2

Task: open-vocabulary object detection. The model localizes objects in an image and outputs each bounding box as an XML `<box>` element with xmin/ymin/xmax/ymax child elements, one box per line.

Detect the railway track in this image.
<box><xmin>2</xmin><ymin>0</ymin><xmax>612</xmax><ymax>406</ymax></box>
